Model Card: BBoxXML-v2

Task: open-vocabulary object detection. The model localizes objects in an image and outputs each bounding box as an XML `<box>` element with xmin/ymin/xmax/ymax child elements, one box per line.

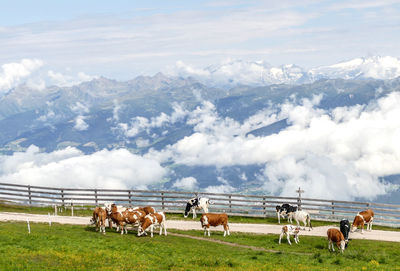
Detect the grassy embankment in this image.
<box><xmin>0</xmin><ymin>221</ymin><xmax>399</xmax><ymax>271</ymax></box>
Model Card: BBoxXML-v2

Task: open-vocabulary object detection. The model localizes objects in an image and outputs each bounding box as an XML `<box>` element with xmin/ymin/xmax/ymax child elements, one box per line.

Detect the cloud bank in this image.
<box><xmin>145</xmin><ymin>92</ymin><xmax>400</xmax><ymax>200</ymax></box>
<box><xmin>0</xmin><ymin>145</ymin><xmax>167</xmax><ymax>189</ymax></box>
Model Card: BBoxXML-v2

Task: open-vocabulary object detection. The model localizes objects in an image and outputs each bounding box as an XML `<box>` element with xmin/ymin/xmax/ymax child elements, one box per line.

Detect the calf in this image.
<box><xmin>138</xmin><ymin>212</ymin><xmax>167</xmax><ymax>237</ymax></box>
<box><xmin>352</xmin><ymin>209</ymin><xmax>374</xmax><ymax>233</ymax></box>
<box><xmin>340</xmin><ymin>219</ymin><xmax>350</xmax><ymax>246</ymax></box>
<box><xmin>123</xmin><ymin>209</ymin><xmax>147</xmax><ymax>233</ymax></box>
<box><xmin>327</xmin><ymin>228</ymin><xmax>346</xmax><ymax>253</ymax></box>
<box><xmin>184</xmin><ymin>197</ymin><xmax>210</xmax><ymax>219</ymax></box>
<box><xmin>279</xmin><ymin>225</ymin><xmax>300</xmax><ymax>245</ymax></box>
<box><xmin>276</xmin><ymin>204</ymin><xmax>298</xmax><ymax>224</ymax></box>
<box><xmin>110</xmin><ymin>203</ymin><xmax>128</xmax><ymax>235</ymax></box>
<box><xmin>90</xmin><ymin>207</ymin><xmax>107</xmax><ymax>234</ymax></box>
<box><xmin>200</xmin><ymin>213</ymin><xmax>230</xmax><ymax>237</ymax></box>
<box><xmin>289</xmin><ymin>210</ymin><xmax>312</xmax><ymax>231</ymax></box>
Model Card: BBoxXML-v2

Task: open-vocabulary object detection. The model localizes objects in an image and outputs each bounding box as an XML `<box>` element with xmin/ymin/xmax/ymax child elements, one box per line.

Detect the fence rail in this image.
<box><xmin>0</xmin><ymin>182</ymin><xmax>399</xmax><ymax>227</ymax></box>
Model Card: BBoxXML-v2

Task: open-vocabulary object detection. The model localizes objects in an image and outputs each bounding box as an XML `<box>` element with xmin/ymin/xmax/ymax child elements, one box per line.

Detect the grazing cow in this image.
<box><xmin>138</xmin><ymin>212</ymin><xmax>167</xmax><ymax>237</ymax></box>
<box><xmin>276</xmin><ymin>204</ymin><xmax>298</xmax><ymax>224</ymax></box>
<box><xmin>90</xmin><ymin>207</ymin><xmax>107</xmax><ymax>234</ymax></box>
<box><xmin>352</xmin><ymin>209</ymin><xmax>374</xmax><ymax>233</ymax></box>
<box><xmin>279</xmin><ymin>225</ymin><xmax>300</xmax><ymax>245</ymax></box>
<box><xmin>289</xmin><ymin>210</ymin><xmax>312</xmax><ymax>231</ymax></box>
<box><xmin>340</xmin><ymin>219</ymin><xmax>350</xmax><ymax>246</ymax></box>
<box><xmin>110</xmin><ymin>204</ymin><xmax>128</xmax><ymax>235</ymax></box>
<box><xmin>200</xmin><ymin>213</ymin><xmax>230</xmax><ymax>237</ymax></box>
<box><xmin>327</xmin><ymin>228</ymin><xmax>346</xmax><ymax>253</ymax></box>
<box><xmin>184</xmin><ymin>197</ymin><xmax>210</xmax><ymax>218</ymax></box>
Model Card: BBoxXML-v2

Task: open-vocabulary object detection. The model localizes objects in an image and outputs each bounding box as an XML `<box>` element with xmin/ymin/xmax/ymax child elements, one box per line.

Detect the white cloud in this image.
<box><xmin>74</xmin><ymin>115</ymin><xmax>89</xmax><ymax>131</ymax></box>
<box><xmin>48</xmin><ymin>70</ymin><xmax>97</xmax><ymax>87</ymax></box>
<box><xmin>147</xmin><ymin>92</ymin><xmax>400</xmax><ymax>200</ymax></box>
<box><xmin>0</xmin><ymin>59</ymin><xmax>43</xmax><ymax>92</ymax></box>
<box><xmin>172</xmin><ymin>177</ymin><xmax>198</xmax><ymax>191</ymax></box>
<box><xmin>0</xmin><ymin>146</ymin><xmax>167</xmax><ymax>189</ymax></box>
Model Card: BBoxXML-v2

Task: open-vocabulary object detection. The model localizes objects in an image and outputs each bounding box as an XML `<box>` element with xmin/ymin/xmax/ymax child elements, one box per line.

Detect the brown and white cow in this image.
<box><xmin>279</xmin><ymin>225</ymin><xmax>300</xmax><ymax>245</ymax></box>
<box><xmin>327</xmin><ymin>228</ymin><xmax>346</xmax><ymax>253</ymax></box>
<box><xmin>91</xmin><ymin>207</ymin><xmax>107</xmax><ymax>234</ymax></box>
<box><xmin>141</xmin><ymin>206</ymin><xmax>156</xmax><ymax>215</ymax></box>
<box><xmin>123</xmin><ymin>209</ymin><xmax>147</xmax><ymax>232</ymax></box>
<box><xmin>110</xmin><ymin>203</ymin><xmax>128</xmax><ymax>235</ymax></box>
<box><xmin>200</xmin><ymin>213</ymin><xmax>230</xmax><ymax>237</ymax></box>
<box><xmin>351</xmin><ymin>209</ymin><xmax>374</xmax><ymax>233</ymax></box>
<box><xmin>137</xmin><ymin>212</ymin><xmax>167</xmax><ymax>237</ymax></box>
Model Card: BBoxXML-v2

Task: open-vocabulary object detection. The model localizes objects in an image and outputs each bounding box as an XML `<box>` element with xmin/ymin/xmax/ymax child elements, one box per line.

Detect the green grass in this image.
<box><xmin>1</xmin><ymin>202</ymin><xmax>399</xmax><ymax>232</ymax></box>
<box><xmin>0</xmin><ymin>222</ymin><xmax>399</xmax><ymax>271</ymax></box>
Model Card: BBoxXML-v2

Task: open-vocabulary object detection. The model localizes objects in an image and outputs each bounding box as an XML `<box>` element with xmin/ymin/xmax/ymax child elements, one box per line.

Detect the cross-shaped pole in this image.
<box><xmin>296</xmin><ymin>187</ymin><xmax>304</xmax><ymax>210</ymax></box>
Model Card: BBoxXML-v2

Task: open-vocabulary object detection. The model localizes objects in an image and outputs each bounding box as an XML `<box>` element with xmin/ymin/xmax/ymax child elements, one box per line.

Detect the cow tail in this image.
<box><xmin>307</xmin><ymin>214</ymin><xmax>313</xmax><ymax>229</ymax></box>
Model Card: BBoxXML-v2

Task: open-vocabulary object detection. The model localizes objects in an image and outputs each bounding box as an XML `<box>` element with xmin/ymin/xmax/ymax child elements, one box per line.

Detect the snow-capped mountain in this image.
<box><xmin>170</xmin><ymin>56</ymin><xmax>400</xmax><ymax>86</ymax></box>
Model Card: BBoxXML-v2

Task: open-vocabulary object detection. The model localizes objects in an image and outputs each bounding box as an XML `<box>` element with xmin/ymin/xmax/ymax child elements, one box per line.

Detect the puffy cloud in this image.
<box><xmin>0</xmin><ymin>59</ymin><xmax>43</xmax><ymax>92</ymax></box>
<box><xmin>0</xmin><ymin>146</ymin><xmax>167</xmax><ymax>189</ymax></box>
<box><xmin>172</xmin><ymin>177</ymin><xmax>198</xmax><ymax>191</ymax></box>
<box><xmin>74</xmin><ymin>115</ymin><xmax>89</xmax><ymax>131</ymax></box>
<box><xmin>147</xmin><ymin>92</ymin><xmax>400</xmax><ymax>200</ymax></box>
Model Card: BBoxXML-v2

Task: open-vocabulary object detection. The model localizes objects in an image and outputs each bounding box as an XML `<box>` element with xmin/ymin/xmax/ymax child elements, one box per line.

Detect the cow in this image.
<box><xmin>327</xmin><ymin>228</ymin><xmax>346</xmax><ymax>253</ymax></box>
<box><xmin>110</xmin><ymin>203</ymin><xmax>128</xmax><ymax>235</ymax></box>
<box><xmin>184</xmin><ymin>197</ymin><xmax>210</xmax><ymax>219</ymax></box>
<box><xmin>104</xmin><ymin>203</ymin><xmax>128</xmax><ymax>230</ymax></box>
<box><xmin>276</xmin><ymin>204</ymin><xmax>297</xmax><ymax>224</ymax></box>
<box><xmin>340</xmin><ymin>219</ymin><xmax>350</xmax><ymax>246</ymax></box>
<box><xmin>200</xmin><ymin>213</ymin><xmax>230</xmax><ymax>237</ymax></box>
<box><xmin>142</xmin><ymin>206</ymin><xmax>156</xmax><ymax>215</ymax></box>
<box><xmin>351</xmin><ymin>209</ymin><xmax>374</xmax><ymax>233</ymax></box>
<box><xmin>278</xmin><ymin>224</ymin><xmax>300</xmax><ymax>245</ymax></box>
<box><xmin>137</xmin><ymin>212</ymin><xmax>167</xmax><ymax>237</ymax></box>
<box><xmin>123</xmin><ymin>209</ymin><xmax>147</xmax><ymax>233</ymax></box>
<box><xmin>90</xmin><ymin>207</ymin><xmax>107</xmax><ymax>234</ymax></box>
<box><xmin>288</xmin><ymin>210</ymin><xmax>312</xmax><ymax>231</ymax></box>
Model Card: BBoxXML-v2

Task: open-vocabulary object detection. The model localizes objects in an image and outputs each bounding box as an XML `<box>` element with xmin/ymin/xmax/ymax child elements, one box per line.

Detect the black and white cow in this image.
<box><xmin>184</xmin><ymin>197</ymin><xmax>210</xmax><ymax>218</ymax></box>
<box><xmin>276</xmin><ymin>204</ymin><xmax>297</xmax><ymax>224</ymax></box>
<box><xmin>340</xmin><ymin>219</ymin><xmax>350</xmax><ymax>247</ymax></box>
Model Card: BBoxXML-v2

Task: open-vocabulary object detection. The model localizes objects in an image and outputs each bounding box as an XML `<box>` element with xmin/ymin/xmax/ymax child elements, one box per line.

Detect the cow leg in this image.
<box><xmin>159</xmin><ymin>224</ymin><xmax>162</xmax><ymax>235</ymax></box>
<box><xmin>150</xmin><ymin>224</ymin><xmax>154</xmax><ymax>238</ymax></box>
<box><xmin>361</xmin><ymin>222</ymin><xmax>364</xmax><ymax>234</ymax></box>
<box><xmin>277</xmin><ymin>212</ymin><xmax>281</xmax><ymax>224</ymax></box>
<box><xmin>286</xmin><ymin>232</ymin><xmax>292</xmax><ymax>245</ymax></box>
<box><xmin>207</xmin><ymin>227</ymin><xmax>210</xmax><ymax>237</ymax></box>
<box><xmin>279</xmin><ymin>232</ymin><xmax>283</xmax><ymax>244</ymax></box>
<box><xmin>164</xmin><ymin>222</ymin><xmax>167</xmax><ymax>236</ymax></box>
<box><xmin>193</xmin><ymin>209</ymin><xmax>196</xmax><ymax>219</ymax></box>
<box><xmin>203</xmin><ymin>227</ymin><xmax>207</xmax><ymax>236</ymax></box>
<box><xmin>294</xmin><ymin>234</ymin><xmax>299</xmax><ymax>244</ymax></box>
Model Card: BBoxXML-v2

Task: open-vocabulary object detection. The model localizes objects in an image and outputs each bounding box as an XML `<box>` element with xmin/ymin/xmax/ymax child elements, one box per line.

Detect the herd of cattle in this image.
<box><xmin>90</xmin><ymin>197</ymin><xmax>375</xmax><ymax>253</ymax></box>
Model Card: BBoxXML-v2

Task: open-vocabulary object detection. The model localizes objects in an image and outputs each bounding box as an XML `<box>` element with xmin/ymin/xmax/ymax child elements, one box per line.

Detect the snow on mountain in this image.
<box><xmin>309</xmin><ymin>56</ymin><xmax>400</xmax><ymax>81</ymax></box>
<box><xmin>170</xmin><ymin>56</ymin><xmax>400</xmax><ymax>87</ymax></box>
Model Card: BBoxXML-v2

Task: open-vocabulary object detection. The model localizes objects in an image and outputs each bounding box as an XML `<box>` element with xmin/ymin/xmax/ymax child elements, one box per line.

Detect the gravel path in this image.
<box><xmin>1</xmin><ymin>212</ymin><xmax>399</xmax><ymax>242</ymax></box>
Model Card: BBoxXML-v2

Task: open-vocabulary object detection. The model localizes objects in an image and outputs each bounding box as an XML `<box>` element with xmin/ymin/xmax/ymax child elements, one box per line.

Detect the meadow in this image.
<box><xmin>0</xmin><ymin>221</ymin><xmax>399</xmax><ymax>271</ymax></box>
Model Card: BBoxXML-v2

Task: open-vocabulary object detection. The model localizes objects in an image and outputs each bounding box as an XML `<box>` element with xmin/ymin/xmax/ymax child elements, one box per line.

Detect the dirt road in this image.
<box><xmin>1</xmin><ymin>212</ymin><xmax>399</xmax><ymax>242</ymax></box>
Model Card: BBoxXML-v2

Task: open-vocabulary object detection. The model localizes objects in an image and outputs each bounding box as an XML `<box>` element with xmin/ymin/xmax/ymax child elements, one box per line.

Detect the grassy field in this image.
<box><xmin>1</xmin><ymin>202</ymin><xmax>399</xmax><ymax>231</ymax></box>
<box><xmin>0</xmin><ymin>221</ymin><xmax>399</xmax><ymax>270</ymax></box>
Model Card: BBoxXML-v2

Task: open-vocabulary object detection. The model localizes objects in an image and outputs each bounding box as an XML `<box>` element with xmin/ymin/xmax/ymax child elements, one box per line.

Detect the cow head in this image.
<box><xmin>339</xmin><ymin>240</ymin><xmax>346</xmax><ymax>252</ymax></box>
<box><xmin>275</xmin><ymin>205</ymin><xmax>281</xmax><ymax>213</ymax></box>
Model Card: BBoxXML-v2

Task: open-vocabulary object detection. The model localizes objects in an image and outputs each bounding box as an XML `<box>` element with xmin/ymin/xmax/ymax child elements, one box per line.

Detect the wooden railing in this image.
<box><xmin>0</xmin><ymin>182</ymin><xmax>399</xmax><ymax>227</ymax></box>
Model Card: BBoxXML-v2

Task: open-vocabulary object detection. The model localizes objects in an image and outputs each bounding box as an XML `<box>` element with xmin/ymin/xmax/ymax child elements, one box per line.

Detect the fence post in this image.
<box><xmin>61</xmin><ymin>189</ymin><xmax>65</xmax><ymax>207</ymax></box>
<box><xmin>263</xmin><ymin>197</ymin><xmax>266</xmax><ymax>217</ymax></box>
<box><xmin>71</xmin><ymin>200</ymin><xmax>74</xmax><ymax>216</ymax></box>
<box><xmin>296</xmin><ymin>187</ymin><xmax>304</xmax><ymax>210</ymax></box>
<box><xmin>94</xmin><ymin>189</ymin><xmax>98</xmax><ymax>206</ymax></box>
<box><xmin>331</xmin><ymin>202</ymin><xmax>335</xmax><ymax>216</ymax></box>
<box><xmin>28</xmin><ymin>185</ymin><xmax>32</xmax><ymax>205</ymax></box>
<box><xmin>229</xmin><ymin>195</ymin><xmax>232</xmax><ymax>213</ymax></box>
<box><xmin>161</xmin><ymin>192</ymin><xmax>165</xmax><ymax>210</ymax></box>
<box><xmin>128</xmin><ymin>191</ymin><xmax>132</xmax><ymax>206</ymax></box>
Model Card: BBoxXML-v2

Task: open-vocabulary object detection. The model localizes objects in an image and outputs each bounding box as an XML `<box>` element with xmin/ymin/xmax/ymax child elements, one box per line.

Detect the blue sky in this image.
<box><xmin>1</xmin><ymin>0</ymin><xmax>399</xmax><ymax>80</ymax></box>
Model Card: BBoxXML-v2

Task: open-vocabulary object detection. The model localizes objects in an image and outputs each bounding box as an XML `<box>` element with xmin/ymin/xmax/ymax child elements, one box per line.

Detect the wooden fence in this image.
<box><xmin>0</xmin><ymin>182</ymin><xmax>399</xmax><ymax>227</ymax></box>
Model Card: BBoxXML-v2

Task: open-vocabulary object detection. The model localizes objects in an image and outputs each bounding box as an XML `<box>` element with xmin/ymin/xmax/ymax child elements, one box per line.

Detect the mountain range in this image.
<box><xmin>0</xmin><ymin>56</ymin><xmax>400</xmax><ymax>203</ymax></box>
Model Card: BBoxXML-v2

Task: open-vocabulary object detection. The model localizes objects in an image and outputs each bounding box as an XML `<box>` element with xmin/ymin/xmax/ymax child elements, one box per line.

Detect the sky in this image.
<box><xmin>1</xmin><ymin>0</ymin><xmax>400</xmax><ymax>80</ymax></box>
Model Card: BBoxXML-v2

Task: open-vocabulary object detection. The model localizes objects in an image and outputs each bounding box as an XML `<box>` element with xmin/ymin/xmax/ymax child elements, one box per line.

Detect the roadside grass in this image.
<box><xmin>1</xmin><ymin>202</ymin><xmax>399</xmax><ymax>232</ymax></box>
<box><xmin>0</xmin><ymin>222</ymin><xmax>399</xmax><ymax>271</ymax></box>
